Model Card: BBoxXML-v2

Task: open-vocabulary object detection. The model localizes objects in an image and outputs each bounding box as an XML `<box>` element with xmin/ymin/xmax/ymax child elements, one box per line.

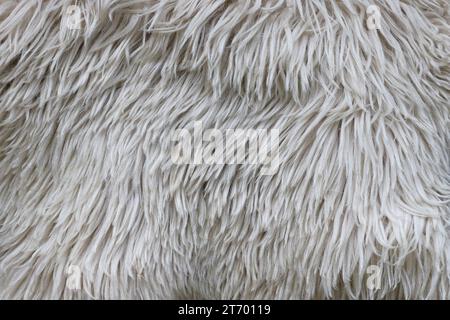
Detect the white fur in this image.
<box><xmin>0</xmin><ymin>0</ymin><xmax>449</xmax><ymax>299</ymax></box>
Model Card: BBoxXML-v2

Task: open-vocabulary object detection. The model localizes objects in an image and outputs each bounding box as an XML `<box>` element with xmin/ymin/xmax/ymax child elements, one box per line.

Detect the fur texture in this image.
<box><xmin>0</xmin><ymin>0</ymin><xmax>449</xmax><ymax>299</ymax></box>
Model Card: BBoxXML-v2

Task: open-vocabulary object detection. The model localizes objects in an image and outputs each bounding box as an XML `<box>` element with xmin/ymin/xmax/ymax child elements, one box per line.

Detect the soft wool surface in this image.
<box><xmin>0</xmin><ymin>0</ymin><xmax>449</xmax><ymax>299</ymax></box>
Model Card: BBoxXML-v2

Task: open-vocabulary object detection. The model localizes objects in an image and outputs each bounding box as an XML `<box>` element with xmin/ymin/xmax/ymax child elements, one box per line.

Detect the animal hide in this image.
<box><xmin>0</xmin><ymin>0</ymin><xmax>449</xmax><ymax>299</ymax></box>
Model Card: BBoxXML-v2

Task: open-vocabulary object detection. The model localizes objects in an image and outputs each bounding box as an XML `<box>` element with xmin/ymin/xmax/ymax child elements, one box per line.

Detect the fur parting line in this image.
<box><xmin>0</xmin><ymin>0</ymin><xmax>449</xmax><ymax>299</ymax></box>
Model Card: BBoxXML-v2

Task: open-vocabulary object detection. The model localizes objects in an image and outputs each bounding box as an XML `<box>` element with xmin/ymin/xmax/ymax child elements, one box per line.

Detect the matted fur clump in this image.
<box><xmin>0</xmin><ymin>0</ymin><xmax>449</xmax><ymax>299</ymax></box>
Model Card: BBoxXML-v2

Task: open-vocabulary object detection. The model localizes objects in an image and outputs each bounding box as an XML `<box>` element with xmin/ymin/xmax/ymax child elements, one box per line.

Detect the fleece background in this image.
<box><xmin>0</xmin><ymin>0</ymin><xmax>449</xmax><ymax>299</ymax></box>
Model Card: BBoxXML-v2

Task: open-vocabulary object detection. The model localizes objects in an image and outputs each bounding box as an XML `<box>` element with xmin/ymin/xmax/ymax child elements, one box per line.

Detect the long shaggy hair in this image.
<box><xmin>0</xmin><ymin>0</ymin><xmax>449</xmax><ymax>299</ymax></box>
